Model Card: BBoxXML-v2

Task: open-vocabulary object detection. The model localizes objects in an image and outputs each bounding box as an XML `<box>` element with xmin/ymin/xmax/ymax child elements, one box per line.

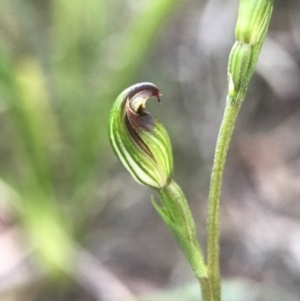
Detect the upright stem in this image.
<box><xmin>206</xmin><ymin>1</ymin><xmax>274</xmax><ymax>299</ymax></box>
<box><xmin>207</xmin><ymin>97</ymin><xmax>242</xmax><ymax>301</ymax></box>
<box><xmin>198</xmin><ymin>277</ymin><xmax>213</xmax><ymax>301</ymax></box>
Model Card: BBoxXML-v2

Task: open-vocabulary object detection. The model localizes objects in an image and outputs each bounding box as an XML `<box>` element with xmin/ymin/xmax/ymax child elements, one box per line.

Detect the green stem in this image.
<box><xmin>207</xmin><ymin>97</ymin><xmax>242</xmax><ymax>301</ymax></box>
<box><xmin>198</xmin><ymin>277</ymin><xmax>213</xmax><ymax>301</ymax></box>
<box><xmin>156</xmin><ymin>180</ymin><xmax>213</xmax><ymax>301</ymax></box>
<box><xmin>205</xmin><ymin>2</ymin><xmax>274</xmax><ymax>299</ymax></box>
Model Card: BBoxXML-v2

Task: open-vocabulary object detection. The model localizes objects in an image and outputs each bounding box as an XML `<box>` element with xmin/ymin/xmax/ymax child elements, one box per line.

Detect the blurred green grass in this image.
<box><xmin>0</xmin><ymin>0</ymin><xmax>180</xmax><ymax>277</ymax></box>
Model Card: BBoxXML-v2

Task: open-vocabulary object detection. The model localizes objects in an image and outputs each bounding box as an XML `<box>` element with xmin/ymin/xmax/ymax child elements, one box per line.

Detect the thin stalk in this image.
<box><xmin>157</xmin><ymin>180</ymin><xmax>213</xmax><ymax>301</ymax></box>
<box><xmin>198</xmin><ymin>278</ymin><xmax>213</xmax><ymax>301</ymax></box>
<box><xmin>206</xmin><ymin>1</ymin><xmax>274</xmax><ymax>299</ymax></box>
<box><xmin>207</xmin><ymin>97</ymin><xmax>242</xmax><ymax>301</ymax></box>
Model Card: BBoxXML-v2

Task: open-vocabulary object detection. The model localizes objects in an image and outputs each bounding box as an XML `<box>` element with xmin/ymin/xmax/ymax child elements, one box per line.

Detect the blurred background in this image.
<box><xmin>0</xmin><ymin>0</ymin><xmax>300</xmax><ymax>300</ymax></box>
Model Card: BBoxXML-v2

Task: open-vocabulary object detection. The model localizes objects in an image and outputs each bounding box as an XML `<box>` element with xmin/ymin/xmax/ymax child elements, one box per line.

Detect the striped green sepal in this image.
<box><xmin>235</xmin><ymin>0</ymin><xmax>274</xmax><ymax>45</ymax></box>
<box><xmin>228</xmin><ymin>0</ymin><xmax>274</xmax><ymax>101</ymax></box>
<box><xmin>108</xmin><ymin>83</ymin><xmax>173</xmax><ymax>189</ymax></box>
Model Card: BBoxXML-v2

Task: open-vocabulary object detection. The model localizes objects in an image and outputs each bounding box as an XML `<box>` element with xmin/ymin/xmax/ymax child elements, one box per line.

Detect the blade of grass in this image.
<box><xmin>0</xmin><ymin>48</ymin><xmax>71</xmax><ymax>276</ymax></box>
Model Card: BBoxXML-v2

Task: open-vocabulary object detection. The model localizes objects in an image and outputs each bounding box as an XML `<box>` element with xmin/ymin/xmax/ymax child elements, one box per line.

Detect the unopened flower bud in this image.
<box><xmin>109</xmin><ymin>83</ymin><xmax>173</xmax><ymax>189</ymax></box>
<box><xmin>228</xmin><ymin>41</ymin><xmax>252</xmax><ymax>98</ymax></box>
<box><xmin>235</xmin><ymin>0</ymin><xmax>273</xmax><ymax>45</ymax></box>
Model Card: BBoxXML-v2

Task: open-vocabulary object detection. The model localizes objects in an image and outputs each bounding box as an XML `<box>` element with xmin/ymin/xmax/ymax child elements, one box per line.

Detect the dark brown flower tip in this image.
<box><xmin>124</xmin><ymin>82</ymin><xmax>161</xmax><ymax>115</ymax></box>
<box><xmin>126</xmin><ymin>82</ymin><xmax>160</xmax><ymax>102</ymax></box>
<box><xmin>126</xmin><ymin>83</ymin><xmax>161</xmax><ymax>133</ymax></box>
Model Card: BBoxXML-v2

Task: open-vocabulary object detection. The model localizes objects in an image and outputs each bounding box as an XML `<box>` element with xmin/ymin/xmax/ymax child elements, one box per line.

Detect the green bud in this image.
<box><xmin>228</xmin><ymin>0</ymin><xmax>274</xmax><ymax>101</ymax></box>
<box><xmin>235</xmin><ymin>0</ymin><xmax>273</xmax><ymax>45</ymax></box>
<box><xmin>228</xmin><ymin>41</ymin><xmax>253</xmax><ymax>99</ymax></box>
<box><xmin>108</xmin><ymin>83</ymin><xmax>173</xmax><ymax>189</ymax></box>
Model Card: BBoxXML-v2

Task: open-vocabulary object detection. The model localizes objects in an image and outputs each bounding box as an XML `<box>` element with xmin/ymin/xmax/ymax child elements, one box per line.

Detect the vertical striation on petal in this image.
<box><xmin>108</xmin><ymin>82</ymin><xmax>173</xmax><ymax>189</ymax></box>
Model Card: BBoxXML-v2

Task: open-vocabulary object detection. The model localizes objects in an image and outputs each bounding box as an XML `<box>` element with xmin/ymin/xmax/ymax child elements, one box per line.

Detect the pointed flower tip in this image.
<box><xmin>109</xmin><ymin>82</ymin><xmax>173</xmax><ymax>189</ymax></box>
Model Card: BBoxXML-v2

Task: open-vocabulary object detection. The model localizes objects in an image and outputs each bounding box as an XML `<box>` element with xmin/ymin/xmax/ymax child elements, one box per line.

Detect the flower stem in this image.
<box><xmin>198</xmin><ymin>277</ymin><xmax>213</xmax><ymax>301</ymax></box>
<box><xmin>206</xmin><ymin>1</ymin><xmax>274</xmax><ymax>297</ymax></box>
<box><xmin>155</xmin><ymin>180</ymin><xmax>213</xmax><ymax>300</ymax></box>
<box><xmin>207</xmin><ymin>97</ymin><xmax>242</xmax><ymax>301</ymax></box>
